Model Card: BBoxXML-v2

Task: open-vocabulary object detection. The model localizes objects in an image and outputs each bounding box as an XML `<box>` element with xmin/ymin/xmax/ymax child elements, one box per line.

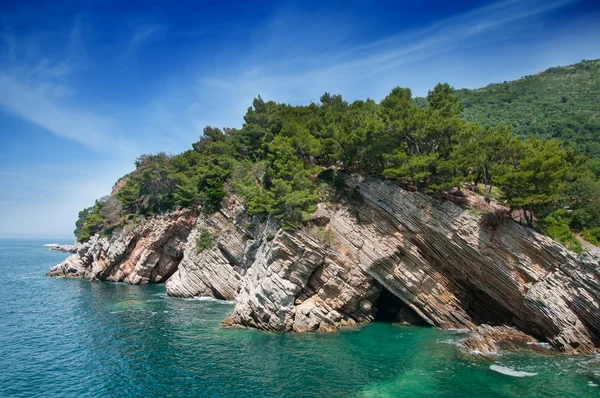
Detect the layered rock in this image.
<box><xmin>166</xmin><ymin>195</ymin><xmax>254</xmax><ymax>300</ymax></box>
<box><xmin>460</xmin><ymin>324</ymin><xmax>539</xmax><ymax>357</ymax></box>
<box><xmin>225</xmin><ymin>228</ymin><xmax>380</xmax><ymax>332</ymax></box>
<box><xmin>224</xmin><ymin>176</ymin><xmax>600</xmax><ymax>354</ymax></box>
<box><xmin>47</xmin><ymin>208</ymin><xmax>196</xmax><ymax>284</ymax></box>
<box><xmin>47</xmin><ymin>175</ymin><xmax>600</xmax><ymax>354</ymax></box>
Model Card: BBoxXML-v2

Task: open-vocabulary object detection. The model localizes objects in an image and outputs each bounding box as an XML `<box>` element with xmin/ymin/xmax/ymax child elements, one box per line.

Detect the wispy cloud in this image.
<box><xmin>0</xmin><ymin>16</ymin><xmax>131</xmax><ymax>152</ymax></box>
<box><xmin>127</xmin><ymin>24</ymin><xmax>163</xmax><ymax>54</ymax></box>
<box><xmin>197</xmin><ymin>0</ymin><xmax>581</xmax><ymax>119</ymax></box>
<box><xmin>1</xmin><ymin>29</ymin><xmax>16</xmax><ymax>62</ymax></box>
<box><xmin>0</xmin><ymin>72</ymin><xmax>113</xmax><ymax>148</ymax></box>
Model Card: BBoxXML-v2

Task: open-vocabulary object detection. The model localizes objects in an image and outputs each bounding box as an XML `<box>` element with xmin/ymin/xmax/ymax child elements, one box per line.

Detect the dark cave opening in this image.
<box><xmin>467</xmin><ymin>289</ymin><xmax>514</xmax><ymax>325</ymax></box>
<box><xmin>373</xmin><ymin>286</ymin><xmax>426</xmax><ymax>325</ymax></box>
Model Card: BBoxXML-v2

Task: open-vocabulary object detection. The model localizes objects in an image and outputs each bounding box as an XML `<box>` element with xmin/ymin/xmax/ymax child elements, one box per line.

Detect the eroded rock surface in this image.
<box><xmin>48</xmin><ymin>175</ymin><xmax>600</xmax><ymax>354</ymax></box>
<box><xmin>226</xmin><ymin>176</ymin><xmax>600</xmax><ymax>354</ymax></box>
<box><xmin>166</xmin><ymin>196</ymin><xmax>253</xmax><ymax>300</ymax></box>
<box><xmin>460</xmin><ymin>324</ymin><xmax>539</xmax><ymax>357</ymax></box>
<box><xmin>47</xmin><ymin>208</ymin><xmax>196</xmax><ymax>284</ymax></box>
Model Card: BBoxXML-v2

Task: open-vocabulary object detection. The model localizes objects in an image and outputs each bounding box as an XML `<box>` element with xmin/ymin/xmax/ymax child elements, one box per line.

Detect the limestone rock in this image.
<box><xmin>460</xmin><ymin>324</ymin><xmax>539</xmax><ymax>357</ymax></box>
<box><xmin>46</xmin><ymin>253</ymin><xmax>87</xmax><ymax>277</ymax></box>
<box><xmin>47</xmin><ymin>208</ymin><xmax>197</xmax><ymax>284</ymax></box>
<box><xmin>226</xmin><ymin>176</ymin><xmax>600</xmax><ymax>353</ymax></box>
<box><xmin>47</xmin><ymin>175</ymin><xmax>600</xmax><ymax>354</ymax></box>
<box><xmin>166</xmin><ymin>196</ymin><xmax>252</xmax><ymax>300</ymax></box>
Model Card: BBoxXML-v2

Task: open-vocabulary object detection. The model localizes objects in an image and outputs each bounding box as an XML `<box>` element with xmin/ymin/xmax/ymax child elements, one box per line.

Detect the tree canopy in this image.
<box><xmin>74</xmin><ymin>78</ymin><xmax>600</xmax><ymax>253</ymax></box>
<box><xmin>454</xmin><ymin>59</ymin><xmax>600</xmax><ymax>160</ymax></box>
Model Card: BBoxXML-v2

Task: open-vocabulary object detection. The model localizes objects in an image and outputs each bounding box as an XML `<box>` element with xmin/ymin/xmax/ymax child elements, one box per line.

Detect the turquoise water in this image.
<box><xmin>1</xmin><ymin>239</ymin><xmax>599</xmax><ymax>397</ymax></box>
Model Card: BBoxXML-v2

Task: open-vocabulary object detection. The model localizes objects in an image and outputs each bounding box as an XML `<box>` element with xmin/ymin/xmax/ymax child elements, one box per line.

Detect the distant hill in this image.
<box><xmin>455</xmin><ymin>59</ymin><xmax>600</xmax><ymax>159</ymax></box>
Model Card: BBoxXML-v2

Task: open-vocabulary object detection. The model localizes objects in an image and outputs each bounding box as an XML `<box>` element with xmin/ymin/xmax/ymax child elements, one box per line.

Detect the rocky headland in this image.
<box><xmin>48</xmin><ymin>175</ymin><xmax>600</xmax><ymax>355</ymax></box>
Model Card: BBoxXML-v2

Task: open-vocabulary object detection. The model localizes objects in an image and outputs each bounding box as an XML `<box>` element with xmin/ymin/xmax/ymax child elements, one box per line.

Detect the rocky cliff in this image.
<box><xmin>48</xmin><ymin>175</ymin><xmax>600</xmax><ymax>354</ymax></box>
<box><xmin>47</xmin><ymin>208</ymin><xmax>196</xmax><ymax>284</ymax></box>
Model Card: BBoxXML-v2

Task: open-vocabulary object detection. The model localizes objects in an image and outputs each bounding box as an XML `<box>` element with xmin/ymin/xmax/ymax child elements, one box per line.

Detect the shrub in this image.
<box><xmin>581</xmin><ymin>227</ymin><xmax>600</xmax><ymax>246</ymax></box>
<box><xmin>310</xmin><ymin>226</ymin><xmax>337</xmax><ymax>248</ymax></box>
<box><xmin>581</xmin><ymin>228</ymin><xmax>599</xmax><ymax>246</ymax></box>
<box><xmin>196</xmin><ymin>230</ymin><xmax>214</xmax><ymax>252</ymax></box>
<box><xmin>537</xmin><ymin>212</ymin><xmax>583</xmax><ymax>255</ymax></box>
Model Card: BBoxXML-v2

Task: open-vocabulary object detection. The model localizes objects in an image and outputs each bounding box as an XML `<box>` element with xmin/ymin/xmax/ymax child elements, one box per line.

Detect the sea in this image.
<box><xmin>1</xmin><ymin>238</ymin><xmax>599</xmax><ymax>397</ymax></box>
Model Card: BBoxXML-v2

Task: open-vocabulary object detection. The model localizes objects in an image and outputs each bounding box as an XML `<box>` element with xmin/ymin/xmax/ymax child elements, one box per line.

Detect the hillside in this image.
<box><xmin>74</xmin><ymin>81</ymin><xmax>600</xmax><ymax>255</ymax></box>
<box><xmin>455</xmin><ymin>59</ymin><xmax>600</xmax><ymax>159</ymax></box>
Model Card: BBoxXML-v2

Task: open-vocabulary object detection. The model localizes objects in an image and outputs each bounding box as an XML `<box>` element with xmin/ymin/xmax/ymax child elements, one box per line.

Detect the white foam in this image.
<box><xmin>436</xmin><ymin>338</ymin><xmax>461</xmax><ymax>346</ymax></box>
<box><xmin>588</xmin><ymin>382</ymin><xmax>598</xmax><ymax>387</ymax></box>
<box><xmin>490</xmin><ymin>365</ymin><xmax>538</xmax><ymax>377</ymax></box>
<box><xmin>186</xmin><ymin>296</ymin><xmax>234</xmax><ymax>304</ymax></box>
<box><xmin>526</xmin><ymin>341</ymin><xmax>552</xmax><ymax>349</ymax></box>
<box><xmin>447</xmin><ymin>328</ymin><xmax>470</xmax><ymax>334</ymax></box>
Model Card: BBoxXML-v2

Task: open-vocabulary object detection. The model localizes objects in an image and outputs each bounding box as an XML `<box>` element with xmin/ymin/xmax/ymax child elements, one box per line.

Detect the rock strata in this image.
<box><xmin>166</xmin><ymin>196</ymin><xmax>253</xmax><ymax>300</ymax></box>
<box><xmin>225</xmin><ymin>176</ymin><xmax>600</xmax><ymax>354</ymax></box>
<box><xmin>460</xmin><ymin>324</ymin><xmax>539</xmax><ymax>357</ymax></box>
<box><xmin>48</xmin><ymin>175</ymin><xmax>600</xmax><ymax>354</ymax></box>
<box><xmin>47</xmin><ymin>208</ymin><xmax>197</xmax><ymax>284</ymax></box>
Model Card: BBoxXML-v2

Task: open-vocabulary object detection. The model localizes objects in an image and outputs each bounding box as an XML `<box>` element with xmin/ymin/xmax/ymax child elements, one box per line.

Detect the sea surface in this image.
<box><xmin>1</xmin><ymin>239</ymin><xmax>599</xmax><ymax>397</ymax></box>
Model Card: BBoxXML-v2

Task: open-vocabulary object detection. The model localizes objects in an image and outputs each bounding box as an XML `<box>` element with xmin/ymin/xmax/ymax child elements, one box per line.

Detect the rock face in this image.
<box><xmin>47</xmin><ymin>208</ymin><xmax>197</xmax><ymax>284</ymax></box>
<box><xmin>225</xmin><ymin>176</ymin><xmax>600</xmax><ymax>354</ymax></box>
<box><xmin>166</xmin><ymin>196</ymin><xmax>254</xmax><ymax>300</ymax></box>
<box><xmin>47</xmin><ymin>175</ymin><xmax>600</xmax><ymax>354</ymax></box>
<box><xmin>460</xmin><ymin>324</ymin><xmax>539</xmax><ymax>357</ymax></box>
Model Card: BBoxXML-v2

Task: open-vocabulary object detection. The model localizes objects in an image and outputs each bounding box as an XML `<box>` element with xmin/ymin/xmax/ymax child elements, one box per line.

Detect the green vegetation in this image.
<box><xmin>196</xmin><ymin>230</ymin><xmax>214</xmax><ymax>252</ymax></box>
<box><xmin>310</xmin><ymin>226</ymin><xmax>337</xmax><ymax>248</ymax></box>
<box><xmin>581</xmin><ymin>228</ymin><xmax>600</xmax><ymax>246</ymax></box>
<box><xmin>74</xmin><ymin>65</ymin><xmax>600</xmax><ymax>254</ymax></box>
<box><xmin>455</xmin><ymin>59</ymin><xmax>600</xmax><ymax>160</ymax></box>
<box><xmin>74</xmin><ymin>196</ymin><xmax>122</xmax><ymax>242</ymax></box>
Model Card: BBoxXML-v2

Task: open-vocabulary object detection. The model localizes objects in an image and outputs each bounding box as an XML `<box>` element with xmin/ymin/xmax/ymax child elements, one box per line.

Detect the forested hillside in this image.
<box><xmin>455</xmin><ymin>59</ymin><xmax>600</xmax><ymax>159</ymax></box>
<box><xmin>74</xmin><ymin>80</ymin><xmax>600</xmax><ymax>254</ymax></box>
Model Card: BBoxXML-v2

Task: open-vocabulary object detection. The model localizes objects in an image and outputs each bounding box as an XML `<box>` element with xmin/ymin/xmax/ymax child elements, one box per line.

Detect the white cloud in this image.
<box><xmin>0</xmin><ymin>72</ymin><xmax>114</xmax><ymax>148</ymax></box>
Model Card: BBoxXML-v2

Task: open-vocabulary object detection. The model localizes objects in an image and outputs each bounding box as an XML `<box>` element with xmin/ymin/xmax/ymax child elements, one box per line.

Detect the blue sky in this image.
<box><xmin>1</xmin><ymin>0</ymin><xmax>599</xmax><ymax>238</ymax></box>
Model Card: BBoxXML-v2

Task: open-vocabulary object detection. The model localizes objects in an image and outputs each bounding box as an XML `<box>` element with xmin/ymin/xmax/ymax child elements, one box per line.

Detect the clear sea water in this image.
<box><xmin>1</xmin><ymin>239</ymin><xmax>600</xmax><ymax>397</ymax></box>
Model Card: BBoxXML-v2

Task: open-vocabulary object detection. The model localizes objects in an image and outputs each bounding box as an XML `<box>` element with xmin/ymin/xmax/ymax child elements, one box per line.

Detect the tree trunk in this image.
<box><xmin>522</xmin><ymin>207</ymin><xmax>533</xmax><ymax>228</ymax></box>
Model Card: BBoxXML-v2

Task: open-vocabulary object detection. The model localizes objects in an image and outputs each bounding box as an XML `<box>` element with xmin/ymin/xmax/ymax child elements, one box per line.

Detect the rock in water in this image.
<box><xmin>227</xmin><ymin>176</ymin><xmax>600</xmax><ymax>354</ymax></box>
<box><xmin>47</xmin><ymin>176</ymin><xmax>600</xmax><ymax>354</ymax></box>
<box><xmin>47</xmin><ymin>208</ymin><xmax>197</xmax><ymax>284</ymax></box>
<box><xmin>460</xmin><ymin>324</ymin><xmax>539</xmax><ymax>357</ymax></box>
<box><xmin>43</xmin><ymin>243</ymin><xmax>78</xmax><ymax>253</ymax></box>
